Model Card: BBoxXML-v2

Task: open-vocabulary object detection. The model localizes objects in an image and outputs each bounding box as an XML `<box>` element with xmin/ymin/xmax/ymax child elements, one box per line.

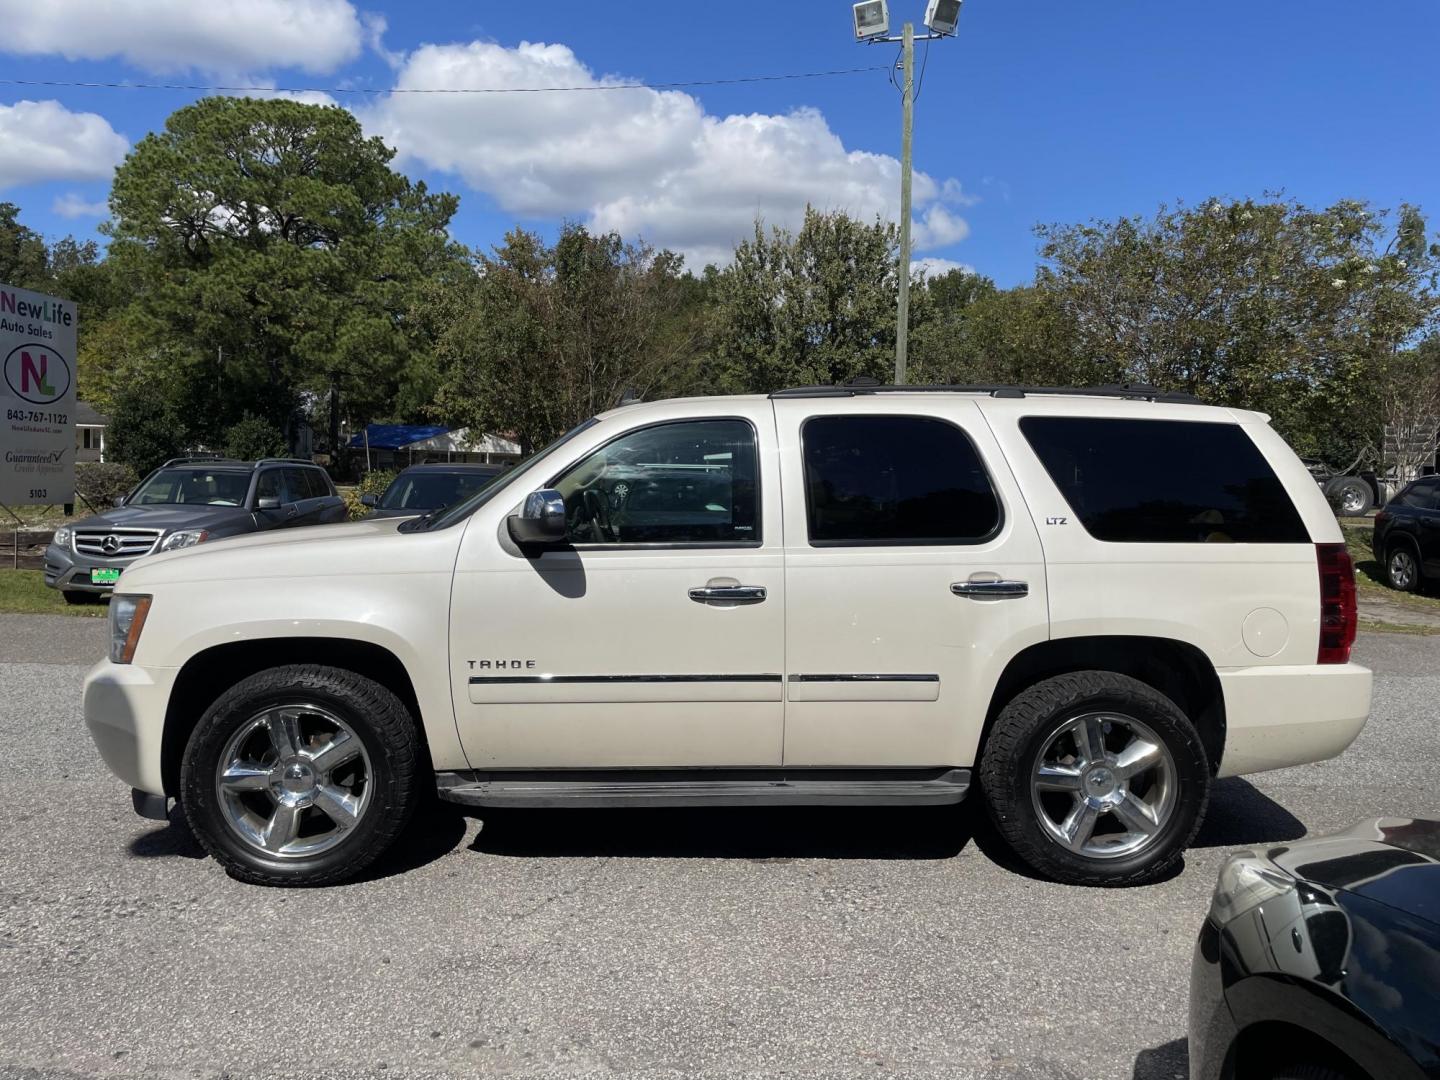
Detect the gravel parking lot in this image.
<box><xmin>0</xmin><ymin>615</ymin><xmax>1435</xmax><ymax>1080</ymax></box>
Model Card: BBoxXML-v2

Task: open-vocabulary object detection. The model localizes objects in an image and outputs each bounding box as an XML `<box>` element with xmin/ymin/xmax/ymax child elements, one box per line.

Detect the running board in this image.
<box><xmin>435</xmin><ymin>768</ymin><xmax>971</xmax><ymax>809</ymax></box>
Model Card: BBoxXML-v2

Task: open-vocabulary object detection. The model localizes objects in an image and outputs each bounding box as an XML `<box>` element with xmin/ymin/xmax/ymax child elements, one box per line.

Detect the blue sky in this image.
<box><xmin>2</xmin><ymin>0</ymin><xmax>1438</xmax><ymax>286</ymax></box>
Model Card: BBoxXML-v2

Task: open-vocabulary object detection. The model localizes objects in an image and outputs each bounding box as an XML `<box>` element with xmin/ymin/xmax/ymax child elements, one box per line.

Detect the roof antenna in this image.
<box><xmin>616</xmin><ymin>388</ymin><xmax>643</xmax><ymax>407</ymax></box>
<box><xmin>845</xmin><ymin>375</ymin><xmax>883</xmax><ymax>388</ymax></box>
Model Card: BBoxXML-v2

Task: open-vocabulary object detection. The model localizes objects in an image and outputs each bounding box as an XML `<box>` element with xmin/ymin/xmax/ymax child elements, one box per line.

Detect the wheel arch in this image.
<box><xmin>1230</xmin><ymin>1019</ymin><xmax>1368</xmax><ymax>1080</ymax></box>
<box><xmin>978</xmin><ymin>635</ymin><xmax>1226</xmax><ymax>773</ymax></box>
<box><xmin>161</xmin><ymin>637</ymin><xmax>429</xmax><ymax>796</ymax></box>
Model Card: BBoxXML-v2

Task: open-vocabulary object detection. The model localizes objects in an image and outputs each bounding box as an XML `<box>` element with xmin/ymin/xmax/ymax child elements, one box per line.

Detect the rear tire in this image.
<box><xmin>979</xmin><ymin>671</ymin><xmax>1210</xmax><ymax>887</ymax></box>
<box><xmin>1327</xmin><ymin>476</ymin><xmax>1372</xmax><ymax>516</ymax></box>
<box><xmin>1387</xmin><ymin>543</ymin><xmax>1421</xmax><ymax>593</ymax></box>
<box><xmin>180</xmin><ymin>664</ymin><xmax>421</xmax><ymax>887</ymax></box>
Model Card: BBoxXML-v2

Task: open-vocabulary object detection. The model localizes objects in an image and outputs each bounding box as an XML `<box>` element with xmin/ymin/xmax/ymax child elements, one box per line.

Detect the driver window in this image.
<box><xmin>255</xmin><ymin>469</ymin><xmax>283</xmax><ymax>504</ymax></box>
<box><xmin>554</xmin><ymin>420</ymin><xmax>759</xmax><ymax>545</ymax></box>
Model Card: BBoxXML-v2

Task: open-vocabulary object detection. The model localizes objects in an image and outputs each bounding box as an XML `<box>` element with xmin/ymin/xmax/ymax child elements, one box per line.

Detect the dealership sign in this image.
<box><xmin>0</xmin><ymin>284</ymin><xmax>76</xmax><ymax>506</ymax></box>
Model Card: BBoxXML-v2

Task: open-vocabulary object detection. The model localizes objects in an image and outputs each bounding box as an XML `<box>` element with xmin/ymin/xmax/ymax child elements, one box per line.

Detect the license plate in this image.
<box><xmin>90</xmin><ymin>568</ymin><xmax>122</xmax><ymax>585</ymax></box>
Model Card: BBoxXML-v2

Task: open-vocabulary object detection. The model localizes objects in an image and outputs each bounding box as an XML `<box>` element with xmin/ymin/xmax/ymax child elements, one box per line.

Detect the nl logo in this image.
<box><xmin>4</xmin><ymin>343</ymin><xmax>72</xmax><ymax>406</ymax></box>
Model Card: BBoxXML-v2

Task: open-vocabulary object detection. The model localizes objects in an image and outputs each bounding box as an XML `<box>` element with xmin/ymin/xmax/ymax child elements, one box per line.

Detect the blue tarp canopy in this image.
<box><xmin>347</xmin><ymin>424</ymin><xmax>450</xmax><ymax>450</ymax></box>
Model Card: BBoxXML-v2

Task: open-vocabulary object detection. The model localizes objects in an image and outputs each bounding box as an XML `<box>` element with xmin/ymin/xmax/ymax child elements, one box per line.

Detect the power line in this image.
<box><xmin>0</xmin><ymin>66</ymin><xmax>889</xmax><ymax>96</ymax></box>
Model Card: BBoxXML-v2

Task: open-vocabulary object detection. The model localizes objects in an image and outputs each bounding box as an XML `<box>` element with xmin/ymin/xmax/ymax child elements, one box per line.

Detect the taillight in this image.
<box><xmin>1374</xmin><ymin>510</ymin><xmax>1391</xmax><ymax>526</ymax></box>
<box><xmin>1317</xmin><ymin>543</ymin><xmax>1356</xmax><ymax>664</ymax></box>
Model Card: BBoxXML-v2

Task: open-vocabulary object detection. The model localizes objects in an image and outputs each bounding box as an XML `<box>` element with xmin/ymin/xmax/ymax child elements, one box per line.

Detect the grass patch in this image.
<box><xmin>0</xmin><ymin>570</ymin><xmax>108</xmax><ymax>617</ymax></box>
<box><xmin>1358</xmin><ymin>618</ymin><xmax>1440</xmax><ymax>636</ymax></box>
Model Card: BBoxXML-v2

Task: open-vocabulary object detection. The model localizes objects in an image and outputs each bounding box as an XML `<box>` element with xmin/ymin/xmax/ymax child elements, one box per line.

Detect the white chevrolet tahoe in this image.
<box><xmin>84</xmin><ymin>384</ymin><xmax>1373</xmax><ymax>888</ymax></box>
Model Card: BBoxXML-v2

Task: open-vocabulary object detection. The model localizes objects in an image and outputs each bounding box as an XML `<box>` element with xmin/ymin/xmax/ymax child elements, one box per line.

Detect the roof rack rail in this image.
<box><xmin>159</xmin><ymin>454</ymin><xmax>240</xmax><ymax>468</ymax></box>
<box><xmin>253</xmin><ymin>457</ymin><xmax>319</xmax><ymax>467</ymax></box>
<box><xmin>769</xmin><ymin>382</ymin><xmax>1202</xmax><ymax>405</ymax></box>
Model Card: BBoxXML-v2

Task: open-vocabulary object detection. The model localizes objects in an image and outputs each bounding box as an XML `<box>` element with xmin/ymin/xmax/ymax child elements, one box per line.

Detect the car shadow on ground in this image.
<box><xmin>1133</xmin><ymin>1038</ymin><xmax>1189</xmax><ymax>1079</ymax></box>
<box><xmin>465</xmin><ymin>802</ymin><xmax>977</xmax><ymax>861</ymax></box>
<box><xmin>1191</xmin><ymin>777</ymin><xmax>1306</xmax><ymax>848</ymax></box>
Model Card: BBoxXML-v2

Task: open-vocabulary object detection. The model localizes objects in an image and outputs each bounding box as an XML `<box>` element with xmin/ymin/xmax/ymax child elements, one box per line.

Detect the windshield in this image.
<box><xmin>130</xmin><ymin>468</ymin><xmax>251</xmax><ymax>507</ymax></box>
<box><xmin>418</xmin><ymin>418</ymin><xmax>600</xmax><ymax>531</ymax></box>
<box><xmin>381</xmin><ymin>471</ymin><xmax>500</xmax><ymax>511</ymax></box>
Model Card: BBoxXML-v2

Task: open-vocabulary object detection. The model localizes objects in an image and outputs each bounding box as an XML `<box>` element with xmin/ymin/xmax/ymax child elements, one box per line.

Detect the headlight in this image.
<box><xmin>160</xmin><ymin>529</ymin><xmax>209</xmax><ymax>551</ymax></box>
<box><xmin>1209</xmin><ymin>854</ymin><xmax>1295</xmax><ymax>924</ymax></box>
<box><xmin>52</xmin><ymin>527</ymin><xmax>71</xmax><ymax>549</ymax></box>
<box><xmin>109</xmin><ymin>594</ymin><xmax>152</xmax><ymax>665</ymax></box>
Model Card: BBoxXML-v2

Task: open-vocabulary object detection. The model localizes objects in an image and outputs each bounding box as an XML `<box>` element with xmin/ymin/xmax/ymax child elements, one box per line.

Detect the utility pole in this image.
<box><xmin>896</xmin><ymin>20</ymin><xmax>915</xmax><ymax>385</ymax></box>
<box><xmin>853</xmin><ymin>2</ymin><xmax>960</xmax><ymax>385</ymax></box>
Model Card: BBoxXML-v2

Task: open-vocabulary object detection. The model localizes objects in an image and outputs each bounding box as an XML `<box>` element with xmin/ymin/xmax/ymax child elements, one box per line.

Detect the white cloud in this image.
<box><xmin>912</xmin><ymin>257</ymin><xmax>975</xmax><ymax>279</ymax></box>
<box><xmin>0</xmin><ymin>0</ymin><xmax>364</xmax><ymax>75</ymax></box>
<box><xmin>52</xmin><ymin>193</ymin><xmax>110</xmax><ymax>219</ymax></box>
<box><xmin>0</xmin><ymin>101</ymin><xmax>128</xmax><ymax>191</ymax></box>
<box><xmin>364</xmin><ymin>40</ymin><xmax>972</xmax><ymax>268</ymax></box>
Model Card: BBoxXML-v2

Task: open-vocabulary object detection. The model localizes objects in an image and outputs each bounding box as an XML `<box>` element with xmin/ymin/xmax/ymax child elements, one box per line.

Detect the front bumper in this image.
<box><xmin>1216</xmin><ymin>662</ymin><xmax>1372</xmax><ymax>778</ymax></box>
<box><xmin>83</xmin><ymin>658</ymin><xmax>178</xmax><ymax>797</ymax></box>
<box><xmin>43</xmin><ymin>542</ymin><xmax>142</xmax><ymax>594</ymax></box>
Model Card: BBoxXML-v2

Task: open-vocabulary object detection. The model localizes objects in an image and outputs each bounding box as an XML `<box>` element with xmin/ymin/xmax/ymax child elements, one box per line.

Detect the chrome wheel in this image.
<box><xmin>1341</xmin><ymin>487</ymin><xmax>1368</xmax><ymax>515</ymax></box>
<box><xmin>1389</xmin><ymin>549</ymin><xmax>1417</xmax><ymax>591</ymax></box>
<box><xmin>215</xmin><ymin>703</ymin><xmax>372</xmax><ymax>859</ymax></box>
<box><xmin>1030</xmin><ymin>711</ymin><xmax>1177</xmax><ymax>860</ymax></box>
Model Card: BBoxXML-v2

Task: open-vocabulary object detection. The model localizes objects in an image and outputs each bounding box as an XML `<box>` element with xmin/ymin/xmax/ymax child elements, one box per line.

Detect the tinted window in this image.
<box><xmin>1398</xmin><ymin>480</ymin><xmax>1439</xmax><ymax>510</ymax></box>
<box><xmin>254</xmin><ymin>469</ymin><xmax>283</xmax><ymax>504</ymax></box>
<box><xmin>554</xmin><ymin>420</ymin><xmax>759</xmax><ymax>545</ymax></box>
<box><xmin>802</xmin><ymin>416</ymin><xmax>1001</xmax><ymax>545</ymax></box>
<box><xmin>282</xmin><ymin>468</ymin><xmax>316</xmax><ymax>503</ymax></box>
<box><xmin>303</xmin><ymin>468</ymin><xmax>333</xmax><ymax>499</ymax></box>
<box><xmin>1020</xmin><ymin>417</ymin><xmax>1309</xmax><ymax>544</ymax></box>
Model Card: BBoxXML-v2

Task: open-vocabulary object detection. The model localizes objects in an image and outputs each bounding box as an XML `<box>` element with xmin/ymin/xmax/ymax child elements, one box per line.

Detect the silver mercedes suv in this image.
<box><xmin>45</xmin><ymin>456</ymin><xmax>345</xmax><ymax>603</ymax></box>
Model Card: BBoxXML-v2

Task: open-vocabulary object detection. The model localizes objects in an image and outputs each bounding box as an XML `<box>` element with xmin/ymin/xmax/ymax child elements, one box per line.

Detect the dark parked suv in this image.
<box><xmin>45</xmin><ymin>456</ymin><xmax>346</xmax><ymax>603</ymax></box>
<box><xmin>361</xmin><ymin>462</ymin><xmax>504</xmax><ymax>519</ymax></box>
<box><xmin>1372</xmin><ymin>476</ymin><xmax>1440</xmax><ymax>592</ymax></box>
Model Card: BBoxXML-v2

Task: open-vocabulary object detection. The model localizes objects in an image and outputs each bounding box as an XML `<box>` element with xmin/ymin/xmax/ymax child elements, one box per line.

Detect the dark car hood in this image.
<box><xmin>1269</xmin><ymin>818</ymin><xmax>1440</xmax><ymax>926</ymax></box>
<box><xmin>72</xmin><ymin>504</ymin><xmax>256</xmax><ymax>533</ymax></box>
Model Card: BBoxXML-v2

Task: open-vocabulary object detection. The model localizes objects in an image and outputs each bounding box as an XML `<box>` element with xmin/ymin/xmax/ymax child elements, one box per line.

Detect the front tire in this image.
<box><xmin>62</xmin><ymin>590</ymin><xmax>99</xmax><ymax>605</ymax></box>
<box><xmin>979</xmin><ymin>671</ymin><xmax>1210</xmax><ymax>887</ymax></box>
<box><xmin>180</xmin><ymin>665</ymin><xmax>421</xmax><ymax>887</ymax></box>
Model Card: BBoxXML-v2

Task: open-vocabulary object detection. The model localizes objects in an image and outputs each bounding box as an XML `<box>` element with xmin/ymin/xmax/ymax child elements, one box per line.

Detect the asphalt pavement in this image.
<box><xmin>1</xmin><ymin>616</ymin><xmax>1436</xmax><ymax>1080</ymax></box>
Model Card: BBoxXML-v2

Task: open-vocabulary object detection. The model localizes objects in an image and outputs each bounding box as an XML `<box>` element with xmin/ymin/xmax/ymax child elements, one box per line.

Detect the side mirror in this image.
<box><xmin>113</xmin><ymin>495</ymin><xmax>127</xmax><ymax>507</ymax></box>
<box><xmin>360</xmin><ymin>494</ymin><xmax>379</xmax><ymax>508</ymax></box>
<box><xmin>256</xmin><ymin>495</ymin><xmax>281</xmax><ymax>511</ymax></box>
<box><xmin>507</xmin><ymin>489</ymin><xmax>568</xmax><ymax>548</ymax></box>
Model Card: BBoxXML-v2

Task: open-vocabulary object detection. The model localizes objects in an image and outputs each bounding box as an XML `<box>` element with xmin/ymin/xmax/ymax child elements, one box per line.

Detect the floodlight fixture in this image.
<box><xmin>923</xmin><ymin>0</ymin><xmax>962</xmax><ymax>35</ymax></box>
<box><xmin>853</xmin><ymin>0</ymin><xmax>890</xmax><ymax>40</ymax></box>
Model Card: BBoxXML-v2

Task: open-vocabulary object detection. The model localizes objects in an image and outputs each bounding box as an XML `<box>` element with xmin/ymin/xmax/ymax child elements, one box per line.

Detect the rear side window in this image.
<box><xmin>1020</xmin><ymin>417</ymin><xmax>1309</xmax><ymax>544</ymax></box>
<box><xmin>304</xmin><ymin>468</ymin><xmax>334</xmax><ymax>498</ymax></box>
<box><xmin>1398</xmin><ymin>479</ymin><xmax>1439</xmax><ymax>509</ymax></box>
<box><xmin>802</xmin><ymin>415</ymin><xmax>1001</xmax><ymax>545</ymax></box>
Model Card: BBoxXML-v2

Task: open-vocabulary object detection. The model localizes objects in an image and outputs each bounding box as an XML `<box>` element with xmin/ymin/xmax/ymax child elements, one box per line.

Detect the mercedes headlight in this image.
<box><xmin>109</xmin><ymin>594</ymin><xmax>152</xmax><ymax>665</ymax></box>
<box><xmin>160</xmin><ymin>529</ymin><xmax>209</xmax><ymax>551</ymax></box>
<box><xmin>1209</xmin><ymin>854</ymin><xmax>1295</xmax><ymax>924</ymax></box>
<box><xmin>52</xmin><ymin>527</ymin><xmax>72</xmax><ymax>549</ymax></box>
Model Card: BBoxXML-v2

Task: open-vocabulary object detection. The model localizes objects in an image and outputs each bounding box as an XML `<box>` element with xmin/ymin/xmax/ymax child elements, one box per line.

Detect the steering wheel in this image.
<box><xmin>582</xmin><ymin>488</ymin><xmax>613</xmax><ymax>543</ymax></box>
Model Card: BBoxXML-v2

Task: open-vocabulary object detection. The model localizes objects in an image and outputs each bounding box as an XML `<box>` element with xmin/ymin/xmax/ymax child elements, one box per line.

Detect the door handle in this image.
<box><xmin>689</xmin><ymin>585</ymin><xmax>767</xmax><ymax>604</ymax></box>
<box><xmin>951</xmin><ymin>580</ymin><xmax>1029</xmax><ymax>600</ymax></box>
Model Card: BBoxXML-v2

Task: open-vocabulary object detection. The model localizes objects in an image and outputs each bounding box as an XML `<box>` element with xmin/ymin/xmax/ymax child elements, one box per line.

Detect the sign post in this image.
<box><xmin>0</xmin><ymin>283</ymin><xmax>77</xmax><ymax>509</ymax></box>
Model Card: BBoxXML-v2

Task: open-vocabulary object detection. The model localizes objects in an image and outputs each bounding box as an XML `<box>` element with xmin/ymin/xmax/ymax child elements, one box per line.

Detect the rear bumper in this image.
<box><xmin>1216</xmin><ymin>662</ymin><xmax>1372</xmax><ymax>778</ymax></box>
<box><xmin>83</xmin><ymin>658</ymin><xmax>177</xmax><ymax>797</ymax></box>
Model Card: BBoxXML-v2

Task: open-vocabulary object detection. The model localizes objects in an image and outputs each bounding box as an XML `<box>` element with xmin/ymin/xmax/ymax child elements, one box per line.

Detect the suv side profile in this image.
<box><xmin>1372</xmin><ymin>476</ymin><xmax>1440</xmax><ymax>592</ymax></box>
<box><xmin>46</xmin><ymin>456</ymin><xmax>345</xmax><ymax>602</ymax></box>
<box><xmin>82</xmin><ymin>386</ymin><xmax>1372</xmax><ymax>888</ymax></box>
